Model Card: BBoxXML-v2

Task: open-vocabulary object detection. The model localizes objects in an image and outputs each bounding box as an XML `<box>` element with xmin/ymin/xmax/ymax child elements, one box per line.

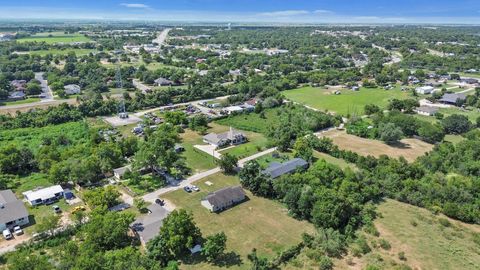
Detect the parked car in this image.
<box><xmin>13</xmin><ymin>226</ymin><xmax>23</xmax><ymax>236</ymax></box>
<box><xmin>191</xmin><ymin>185</ymin><xmax>200</xmax><ymax>192</ymax></box>
<box><xmin>52</xmin><ymin>205</ymin><xmax>61</xmax><ymax>214</ymax></box>
<box><xmin>183</xmin><ymin>186</ymin><xmax>192</xmax><ymax>193</ymax></box>
<box><xmin>155</xmin><ymin>198</ymin><xmax>165</xmax><ymax>206</ymax></box>
<box><xmin>3</xmin><ymin>229</ymin><xmax>12</xmax><ymax>240</ymax></box>
<box><xmin>71</xmin><ymin>206</ymin><xmax>86</xmax><ymax>214</ymax></box>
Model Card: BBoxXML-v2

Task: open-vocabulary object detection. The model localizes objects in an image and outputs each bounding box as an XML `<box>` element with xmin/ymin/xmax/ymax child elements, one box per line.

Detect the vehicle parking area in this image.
<box><xmin>103</xmin><ymin>114</ymin><xmax>143</xmax><ymax>127</ymax></box>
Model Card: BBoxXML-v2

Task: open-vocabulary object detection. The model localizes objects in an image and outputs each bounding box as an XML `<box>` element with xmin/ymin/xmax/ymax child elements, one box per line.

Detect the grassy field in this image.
<box><xmin>162</xmin><ymin>173</ymin><xmax>315</xmax><ymax>270</ymax></box>
<box><xmin>444</xmin><ymin>134</ymin><xmax>466</xmax><ymax>144</ymax></box>
<box><xmin>0</xmin><ymin>98</ymin><xmax>40</xmax><ymax>106</ymax></box>
<box><xmin>319</xmin><ymin>130</ymin><xmax>434</xmax><ymax>162</ymax></box>
<box><xmin>26</xmin><ymin>48</ymin><xmax>97</xmax><ymax>56</ymax></box>
<box><xmin>313</xmin><ymin>151</ymin><xmax>357</xmax><ymax>171</ymax></box>
<box><xmin>334</xmin><ymin>199</ymin><xmax>480</xmax><ymax>270</ymax></box>
<box><xmin>283</xmin><ymin>86</ymin><xmax>412</xmax><ymax>116</ymax></box>
<box><xmin>180</xmin><ymin>129</ymin><xmax>218</xmax><ymax>174</ymax></box>
<box><xmin>17</xmin><ymin>31</ymin><xmax>91</xmax><ymax>44</ymax></box>
<box><xmin>124</xmin><ymin>174</ymin><xmax>166</xmax><ymax>196</ymax></box>
<box><xmin>215</xmin><ymin>109</ymin><xmax>281</xmax><ymax>135</ymax></box>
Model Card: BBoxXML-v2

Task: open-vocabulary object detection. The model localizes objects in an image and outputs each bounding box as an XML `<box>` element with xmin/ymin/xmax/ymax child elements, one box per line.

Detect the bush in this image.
<box><xmin>318</xmin><ymin>256</ymin><xmax>333</xmax><ymax>270</ymax></box>
<box><xmin>379</xmin><ymin>239</ymin><xmax>391</xmax><ymax>250</ymax></box>
<box><xmin>398</xmin><ymin>251</ymin><xmax>407</xmax><ymax>261</ymax></box>
<box><xmin>438</xmin><ymin>218</ymin><xmax>451</xmax><ymax>227</ymax></box>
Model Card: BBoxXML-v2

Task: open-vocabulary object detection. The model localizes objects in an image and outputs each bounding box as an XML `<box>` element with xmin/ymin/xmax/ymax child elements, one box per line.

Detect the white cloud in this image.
<box><xmin>258</xmin><ymin>10</ymin><xmax>310</xmax><ymax>17</ymax></box>
<box><xmin>313</xmin><ymin>9</ymin><xmax>333</xmax><ymax>14</ymax></box>
<box><xmin>120</xmin><ymin>3</ymin><xmax>149</xmax><ymax>9</ymax></box>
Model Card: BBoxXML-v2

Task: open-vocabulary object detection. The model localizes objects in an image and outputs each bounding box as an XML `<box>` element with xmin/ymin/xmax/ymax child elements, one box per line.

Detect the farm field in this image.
<box><xmin>26</xmin><ymin>48</ymin><xmax>98</xmax><ymax>56</ymax></box>
<box><xmin>319</xmin><ymin>129</ymin><xmax>434</xmax><ymax>162</ymax></box>
<box><xmin>215</xmin><ymin>108</ymin><xmax>282</xmax><ymax>134</ymax></box>
<box><xmin>337</xmin><ymin>199</ymin><xmax>480</xmax><ymax>270</ymax></box>
<box><xmin>0</xmin><ymin>97</ymin><xmax>40</xmax><ymax>106</ymax></box>
<box><xmin>283</xmin><ymin>86</ymin><xmax>411</xmax><ymax>116</ymax></box>
<box><xmin>162</xmin><ymin>172</ymin><xmax>315</xmax><ymax>270</ymax></box>
<box><xmin>17</xmin><ymin>31</ymin><xmax>91</xmax><ymax>44</ymax></box>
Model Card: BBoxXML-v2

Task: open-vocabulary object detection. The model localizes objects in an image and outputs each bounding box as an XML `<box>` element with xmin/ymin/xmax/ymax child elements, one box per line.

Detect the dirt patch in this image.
<box><xmin>319</xmin><ymin>130</ymin><xmax>434</xmax><ymax>162</ymax></box>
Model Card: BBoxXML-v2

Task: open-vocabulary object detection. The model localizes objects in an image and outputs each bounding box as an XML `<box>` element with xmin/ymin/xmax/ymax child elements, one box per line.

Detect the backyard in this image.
<box><xmin>162</xmin><ymin>173</ymin><xmax>315</xmax><ymax>270</ymax></box>
<box><xmin>283</xmin><ymin>86</ymin><xmax>412</xmax><ymax>116</ymax></box>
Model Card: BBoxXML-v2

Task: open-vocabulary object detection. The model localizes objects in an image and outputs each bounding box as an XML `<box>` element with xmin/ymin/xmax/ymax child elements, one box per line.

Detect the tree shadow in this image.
<box><xmin>387</xmin><ymin>141</ymin><xmax>411</xmax><ymax>149</ymax></box>
<box><xmin>212</xmin><ymin>251</ymin><xmax>243</xmax><ymax>267</ymax></box>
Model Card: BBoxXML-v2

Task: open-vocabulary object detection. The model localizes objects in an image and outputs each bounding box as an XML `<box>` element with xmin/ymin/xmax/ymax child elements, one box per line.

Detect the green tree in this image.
<box><xmin>217</xmin><ymin>153</ymin><xmax>238</xmax><ymax>174</ymax></box>
<box><xmin>293</xmin><ymin>137</ymin><xmax>313</xmax><ymax>162</ymax></box>
<box><xmin>418</xmin><ymin>123</ymin><xmax>445</xmax><ymax>143</ymax></box>
<box><xmin>37</xmin><ymin>214</ymin><xmax>61</xmax><ymax>236</ymax></box>
<box><xmin>442</xmin><ymin>114</ymin><xmax>472</xmax><ymax>134</ymax></box>
<box><xmin>83</xmin><ymin>185</ymin><xmax>120</xmax><ymax>209</ymax></box>
<box><xmin>364</xmin><ymin>104</ymin><xmax>381</xmax><ymax>115</ymax></box>
<box><xmin>378</xmin><ymin>123</ymin><xmax>403</xmax><ymax>144</ymax></box>
<box><xmin>202</xmin><ymin>232</ymin><xmax>227</xmax><ymax>262</ymax></box>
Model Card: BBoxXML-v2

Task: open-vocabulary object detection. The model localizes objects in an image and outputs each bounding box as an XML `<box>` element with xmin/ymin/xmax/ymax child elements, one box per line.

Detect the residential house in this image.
<box><xmin>23</xmin><ymin>185</ymin><xmax>64</xmax><ymax>206</ymax></box>
<box><xmin>439</xmin><ymin>93</ymin><xmax>466</xmax><ymax>105</ymax></box>
<box><xmin>113</xmin><ymin>165</ymin><xmax>132</xmax><ymax>180</ymax></box>
<box><xmin>8</xmin><ymin>91</ymin><xmax>26</xmax><ymax>101</ymax></box>
<box><xmin>64</xmin><ymin>84</ymin><xmax>81</xmax><ymax>95</ymax></box>
<box><xmin>414</xmin><ymin>106</ymin><xmax>439</xmax><ymax>116</ymax></box>
<box><xmin>201</xmin><ymin>186</ymin><xmax>246</xmax><ymax>212</ymax></box>
<box><xmin>10</xmin><ymin>80</ymin><xmax>26</xmax><ymax>90</ymax></box>
<box><xmin>0</xmin><ymin>190</ymin><xmax>29</xmax><ymax>231</ymax></box>
<box><xmin>154</xmin><ymin>78</ymin><xmax>174</xmax><ymax>86</ymax></box>
<box><xmin>203</xmin><ymin>127</ymin><xmax>247</xmax><ymax>148</ymax></box>
<box><xmin>460</xmin><ymin>78</ymin><xmax>479</xmax><ymax>85</ymax></box>
<box><xmin>415</xmin><ymin>86</ymin><xmax>434</xmax><ymax>95</ymax></box>
<box><xmin>262</xmin><ymin>158</ymin><xmax>309</xmax><ymax>179</ymax></box>
<box><xmin>130</xmin><ymin>204</ymin><xmax>169</xmax><ymax>245</ymax></box>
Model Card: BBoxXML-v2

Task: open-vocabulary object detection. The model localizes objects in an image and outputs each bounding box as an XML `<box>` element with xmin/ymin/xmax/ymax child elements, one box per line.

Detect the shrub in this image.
<box><xmin>398</xmin><ymin>251</ymin><xmax>407</xmax><ymax>261</ymax></box>
<box><xmin>438</xmin><ymin>218</ymin><xmax>451</xmax><ymax>227</ymax></box>
<box><xmin>379</xmin><ymin>239</ymin><xmax>391</xmax><ymax>250</ymax></box>
<box><xmin>318</xmin><ymin>256</ymin><xmax>333</xmax><ymax>270</ymax></box>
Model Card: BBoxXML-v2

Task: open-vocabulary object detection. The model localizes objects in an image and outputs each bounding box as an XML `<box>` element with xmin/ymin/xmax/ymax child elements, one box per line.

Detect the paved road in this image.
<box><xmin>142</xmin><ymin>147</ymin><xmax>277</xmax><ymax>203</ymax></box>
<box><xmin>153</xmin><ymin>28</ymin><xmax>171</xmax><ymax>47</ymax></box>
<box><xmin>35</xmin><ymin>72</ymin><xmax>54</xmax><ymax>102</ymax></box>
<box><xmin>134</xmin><ymin>95</ymin><xmax>230</xmax><ymax>117</ymax></box>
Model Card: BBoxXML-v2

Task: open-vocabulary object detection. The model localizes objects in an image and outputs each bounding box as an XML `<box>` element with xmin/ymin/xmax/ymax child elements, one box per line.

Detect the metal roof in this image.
<box><xmin>262</xmin><ymin>158</ymin><xmax>308</xmax><ymax>179</ymax></box>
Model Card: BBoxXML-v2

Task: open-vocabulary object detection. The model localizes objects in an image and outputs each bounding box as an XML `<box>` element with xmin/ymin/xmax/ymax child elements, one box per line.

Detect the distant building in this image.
<box><xmin>414</xmin><ymin>106</ymin><xmax>439</xmax><ymax>116</ymax></box>
<box><xmin>0</xmin><ymin>190</ymin><xmax>29</xmax><ymax>231</ymax></box>
<box><xmin>23</xmin><ymin>185</ymin><xmax>64</xmax><ymax>206</ymax></box>
<box><xmin>201</xmin><ymin>186</ymin><xmax>246</xmax><ymax>212</ymax></box>
<box><xmin>262</xmin><ymin>158</ymin><xmax>309</xmax><ymax>179</ymax></box>
<box><xmin>8</xmin><ymin>91</ymin><xmax>26</xmax><ymax>101</ymax></box>
<box><xmin>203</xmin><ymin>127</ymin><xmax>247</xmax><ymax>148</ymax></box>
<box><xmin>352</xmin><ymin>86</ymin><xmax>360</xmax><ymax>91</ymax></box>
<box><xmin>415</xmin><ymin>86</ymin><xmax>434</xmax><ymax>95</ymax></box>
<box><xmin>229</xmin><ymin>69</ymin><xmax>241</xmax><ymax>76</ymax></box>
<box><xmin>460</xmin><ymin>78</ymin><xmax>478</xmax><ymax>84</ymax></box>
<box><xmin>439</xmin><ymin>93</ymin><xmax>466</xmax><ymax>105</ymax></box>
<box><xmin>154</xmin><ymin>78</ymin><xmax>174</xmax><ymax>86</ymax></box>
<box><xmin>64</xmin><ymin>84</ymin><xmax>81</xmax><ymax>95</ymax></box>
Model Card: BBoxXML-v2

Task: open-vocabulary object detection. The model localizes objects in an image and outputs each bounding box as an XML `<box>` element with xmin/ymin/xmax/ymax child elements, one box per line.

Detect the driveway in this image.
<box><xmin>35</xmin><ymin>72</ymin><xmax>54</xmax><ymax>102</ymax></box>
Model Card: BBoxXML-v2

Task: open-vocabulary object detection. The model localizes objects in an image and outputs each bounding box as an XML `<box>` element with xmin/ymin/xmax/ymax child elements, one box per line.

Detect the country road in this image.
<box><xmin>153</xmin><ymin>28</ymin><xmax>171</xmax><ymax>47</ymax></box>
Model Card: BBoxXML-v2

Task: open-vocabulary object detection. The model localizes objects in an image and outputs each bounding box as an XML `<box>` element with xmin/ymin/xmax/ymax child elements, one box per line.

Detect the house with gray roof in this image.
<box><xmin>130</xmin><ymin>204</ymin><xmax>169</xmax><ymax>245</ymax></box>
<box><xmin>414</xmin><ymin>106</ymin><xmax>439</xmax><ymax>116</ymax></box>
<box><xmin>8</xmin><ymin>91</ymin><xmax>26</xmax><ymax>101</ymax></box>
<box><xmin>262</xmin><ymin>158</ymin><xmax>309</xmax><ymax>179</ymax></box>
<box><xmin>154</xmin><ymin>77</ymin><xmax>174</xmax><ymax>86</ymax></box>
<box><xmin>0</xmin><ymin>190</ymin><xmax>29</xmax><ymax>231</ymax></box>
<box><xmin>203</xmin><ymin>127</ymin><xmax>246</xmax><ymax>148</ymax></box>
<box><xmin>201</xmin><ymin>186</ymin><xmax>246</xmax><ymax>212</ymax></box>
<box><xmin>64</xmin><ymin>84</ymin><xmax>81</xmax><ymax>95</ymax></box>
<box><xmin>439</xmin><ymin>93</ymin><xmax>466</xmax><ymax>105</ymax></box>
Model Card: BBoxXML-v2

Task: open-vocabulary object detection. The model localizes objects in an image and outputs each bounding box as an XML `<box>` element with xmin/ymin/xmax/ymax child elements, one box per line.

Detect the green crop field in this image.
<box><xmin>215</xmin><ymin>108</ymin><xmax>282</xmax><ymax>135</ymax></box>
<box><xmin>283</xmin><ymin>86</ymin><xmax>412</xmax><ymax>116</ymax></box>
<box><xmin>17</xmin><ymin>31</ymin><xmax>91</xmax><ymax>44</ymax></box>
<box><xmin>162</xmin><ymin>173</ymin><xmax>314</xmax><ymax>270</ymax></box>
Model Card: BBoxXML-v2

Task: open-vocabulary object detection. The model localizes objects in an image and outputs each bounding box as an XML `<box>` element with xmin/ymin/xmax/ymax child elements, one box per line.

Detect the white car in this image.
<box><xmin>13</xmin><ymin>226</ymin><xmax>23</xmax><ymax>236</ymax></box>
<box><xmin>3</xmin><ymin>229</ymin><xmax>13</xmax><ymax>240</ymax></box>
<box><xmin>191</xmin><ymin>185</ymin><xmax>200</xmax><ymax>192</ymax></box>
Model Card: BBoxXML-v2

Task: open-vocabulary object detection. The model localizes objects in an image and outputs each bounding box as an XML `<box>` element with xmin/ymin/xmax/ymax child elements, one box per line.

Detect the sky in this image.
<box><xmin>1</xmin><ymin>0</ymin><xmax>480</xmax><ymax>24</ymax></box>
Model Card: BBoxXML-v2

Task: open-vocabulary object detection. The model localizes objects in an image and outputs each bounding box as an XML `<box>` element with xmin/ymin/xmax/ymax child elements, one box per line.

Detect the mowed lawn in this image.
<box><xmin>17</xmin><ymin>31</ymin><xmax>91</xmax><ymax>44</ymax></box>
<box><xmin>180</xmin><ymin>128</ymin><xmax>218</xmax><ymax>174</ymax></box>
<box><xmin>26</xmin><ymin>48</ymin><xmax>98</xmax><ymax>56</ymax></box>
<box><xmin>215</xmin><ymin>108</ymin><xmax>281</xmax><ymax>134</ymax></box>
<box><xmin>340</xmin><ymin>199</ymin><xmax>480</xmax><ymax>270</ymax></box>
<box><xmin>319</xmin><ymin>129</ymin><xmax>433</xmax><ymax>162</ymax></box>
<box><xmin>162</xmin><ymin>173</ymin><xmax>315</xmax><ymax>270</ymax></box>
<box><xmin>283</xmin><ymin>86</ymin><xmax>411</xmax><ymax>116</ymax></box>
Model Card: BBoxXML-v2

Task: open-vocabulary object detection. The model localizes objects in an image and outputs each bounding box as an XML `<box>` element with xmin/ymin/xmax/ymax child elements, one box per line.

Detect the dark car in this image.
<box><xmin>155</xmin><ymin>198</ymin><xmax>165</xmax><ymax>206</ymax></box>
<box><xmin>183</xmin><ymin>186</ymin><xmax>192</xmax><ymax>193</ymax></box>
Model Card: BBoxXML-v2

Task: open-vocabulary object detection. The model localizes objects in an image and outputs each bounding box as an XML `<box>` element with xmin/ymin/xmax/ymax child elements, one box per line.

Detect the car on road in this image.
<box><xmin>3</xmin><ymin>229</ymin><xmax>13</xmax><ymax>240</ymax></box>
<box><xmin>13</xmin><ymin>226</ymin><xmax>23</xmax><ymax>236</ymax></box>
<box><xmin>155</xmin><ymin>198</ymin><xmax>165</xmax><ymax>206</ymax></box>
<box><xmin>183</xmin><ymin>186</ymin><xmax>192</xmax><ymax>193</ymax></box>
<box><xmin>53</xmin><ymin>205</ymin><xmax>61</xmax><ymax>214</ymax></box>
<box><xmin>191</xmin><ymin>185</ymin><xmax>200</xmax><ymax>192</ymax></box>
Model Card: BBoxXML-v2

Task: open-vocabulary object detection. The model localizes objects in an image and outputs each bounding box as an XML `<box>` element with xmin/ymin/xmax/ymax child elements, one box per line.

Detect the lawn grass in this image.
<box><xmin>215</xmin><ymin>109</ymin><xmax>281</xmax><ymax>135</ymax></box>
<box><xmin>0</xmin><ymin>98</ymin><xmax>40</xmax><ymax>106</ymax></box>
<box><xmin>9</xmin><ymin>173</ymin><xmax>52</xmax><ymax>195</ymax></box>
<box><xmin>162</xmin><ymin>172</ymin><xmax>315</xmax><ymax>270</ymax></box>
<box><xmin>444</xmin><ymin>134</ymin><xmax>466</xmax><ymax>144</ymax></box>
<box><xmin>24</xmin><ymin>48</ymin><xmax>97</xmax><ymax>56</ymax></box>
<box><xmin>17</xmin><ymin>31</ymin><xmax>91</xmax><ymax>44</ymax></box>
<box><xmin>283</xmin><ymin>86</ymin><xmax>412</xmax><ymax>116</ymax></box>
<box><xmin>123</xmin><ymin>174</ymin><xmax>166</xmax><ymax>196</ymax></box>
<box><xmin>313</xmin><ymin>151</ymin><xmax>358</xmax><ymax>171</ymax></box>
<box><xmin>180</xmin><ymin>129</ymin><xmax>218</xmax><ymax>174</ymax></box>
<box><xmin>438</xmin><ymin>107</ymin><xmax>480</xmax><ymax>122</ymax></box>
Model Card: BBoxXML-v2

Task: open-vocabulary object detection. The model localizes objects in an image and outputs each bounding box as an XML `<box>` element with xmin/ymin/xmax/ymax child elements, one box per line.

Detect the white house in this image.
<box><xmin>0</xmin><ymin>190</ymin><xmax>29</xmax><ymax>231</ymax></box>
<box><xmin>415</xmin><ymin>86</ymin><xmax>434</xmax><ymax>95</ymax></box>
<box><xmin>23</xmin><ymin>185</ymin><xmax>64</xmax><ymax>206</ymax></box>
<box><xmin>64</xmin><ymin>84</ymin><xmax>81</xmax><ymax>95</ymax></box>
<box><xmin>203</xmin><ymin>127</ymin><xmax>247</xmax><ymax>148</ymax></box>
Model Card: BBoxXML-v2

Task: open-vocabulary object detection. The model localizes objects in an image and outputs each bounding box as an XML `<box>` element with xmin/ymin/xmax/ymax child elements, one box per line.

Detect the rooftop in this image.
<box><xmin>203</xmin><ymin>185</ymin><xmax>245</xmax><ymax>207</ymax></box>
<box><xmin>22</xmin><ymin>185</ymin><xmax>64</xmax><ymax>202</ymax></box>
<box><xmin>262</xmin><ymin>158</ymin><xmax>308</xmax><ymax>179</ymax></box>
<box><xmin>0</xmin><ymin>190</ymin><xmax>29</xmax><ymax>225</ymax></box>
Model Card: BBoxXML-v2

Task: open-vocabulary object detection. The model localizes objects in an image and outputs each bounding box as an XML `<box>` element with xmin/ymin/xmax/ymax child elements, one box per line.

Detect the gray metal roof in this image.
<box><xmin>203</xmin><ymin>128</ymin><xmax>245</xmax><ymax>145</ymax></box>
<box><xmin>203</xmin><ymin>186</ymin><xmax>245</xmax><ymax>207</ymax></box>
<box><xmin>0</xmin><ymin>190</ymin><xmax>29</xmax><ymax>225</ymax></box>
<box><xmin>262</xmin><ymin>158</ymin><xmax>308</xmax><ymax>179</ymax></box>
<box><xmin>415</xmin><ymin>106</ymin><xmax>439</xmax><ymax>114</ymax></box>
<box><xmin>440</xmin><ymin>93</ymin><xmax>466</xmax><ymax>104</ymax></box>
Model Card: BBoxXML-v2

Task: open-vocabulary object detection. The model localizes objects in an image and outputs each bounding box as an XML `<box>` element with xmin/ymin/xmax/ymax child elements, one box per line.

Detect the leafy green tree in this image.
<box><xmin>418</xmin><ymin>123</ymin><xmax>445</xmax><ymax>143</ymax></box>
<box><xmin>83</xmin><ymin>186</ymin><xmax>120</xmax><ymax>209</ymax></box>
<box><xmin>202</xmin><ymin>232</ymin><xmax>227</xmax><ymax>262</ymax></box>
<box><xmin>442</xmin><ymin>114</ymin><xmax>472</xmax><ymax>134</ymax></box>
<box><xmin>378</xmin><ymin>123</ymin><xmax>403</xmax><ymax>144</ymax></box>
<box><xmin>134</xmin><ymin>197</ymin><xmax>148</xmax><ymax>213</ymax></box>
<box><xmin>7</xmin><ymin>250</ymin><xmax>54</xmax><ymax>270</ymax></box>
<box><xmin>293</xmin><ymin>137</ymin><xmax>313</xmax><ymax>162</ymax></box>
<box><xmin>247</xmin><ymin>248</ymin><xmax>270</xmax><ymax>270</ymax></box>
<box><xmin>364</xmin><ymin>104</ymin><xmax>381</xmax><ymax>115</ymax></box>
<box><xmin>217</xmin><ymin>153</ymin><xmax>238</xmax><ymax>174</ymax></box>
<box><xmin>37</xmin><ymin>214</ymin><xmax>61</xmax><ymax>236</ymax></box>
